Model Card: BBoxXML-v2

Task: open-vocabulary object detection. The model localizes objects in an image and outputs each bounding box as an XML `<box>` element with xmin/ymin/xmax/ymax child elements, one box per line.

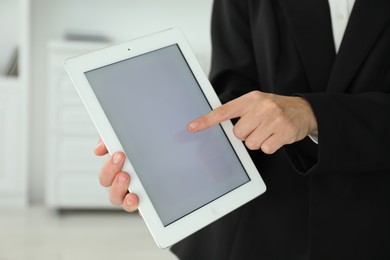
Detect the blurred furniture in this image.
<box><xmin>45</xmin><ymin>40</ymin><xmax>117</xmax><ymax>209</ymax></box>
<box><xmin>0</xmin><ymin>0</ymin><xmax>30</xmax><ymax>207</ymax></box>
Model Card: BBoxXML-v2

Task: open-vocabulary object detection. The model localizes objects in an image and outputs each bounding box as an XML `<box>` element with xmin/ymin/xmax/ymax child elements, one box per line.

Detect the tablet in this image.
<box><xmin>65</xmin><ymin>28</ymin><xmax>266</xmax><ymax>248</ymax></box>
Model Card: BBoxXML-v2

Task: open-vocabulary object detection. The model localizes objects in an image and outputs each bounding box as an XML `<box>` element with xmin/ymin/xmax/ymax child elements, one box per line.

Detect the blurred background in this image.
<box><xmin>0</xmin><ymin>0</ymin><xmax>212</xmax><ymax>259</ymax></box>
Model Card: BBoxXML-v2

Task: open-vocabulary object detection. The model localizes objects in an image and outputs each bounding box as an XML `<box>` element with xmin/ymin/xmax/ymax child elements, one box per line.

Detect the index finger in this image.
<box><xmin>187</xmin><ymin>97</ymin><xmax>246</xmax><ymax>132</ymax></box>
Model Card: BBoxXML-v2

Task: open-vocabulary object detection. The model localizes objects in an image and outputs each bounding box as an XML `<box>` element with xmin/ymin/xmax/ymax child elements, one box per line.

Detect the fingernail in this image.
<box><xmin>117</xmin><ymin>174</ymin><xmax>128</xmax><ymax>185</ymax></box>
<box><xmin>126</xmin><ymin>197</ymin><xmax>133</xmax><ymax>206</ymax></box>
<box><xmin>112</xmin><ymin>152</ymin><xmax>123</xmax><ymax>164</ymax></box>
<box><xmin>188</xmin><ymin>121</ymin><xmax>198</xmax><ymax>131</ymax></box>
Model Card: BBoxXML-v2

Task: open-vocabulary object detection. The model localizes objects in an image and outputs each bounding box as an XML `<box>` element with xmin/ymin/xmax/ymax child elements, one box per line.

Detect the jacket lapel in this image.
<box><xmin>278</xmin><ymin>0</ymin><xmax>336</xmax><ymax>93</ymax></box>
<box><xmin>327</xmin><ymin>0</ymin><xmax>390</xmax><ymax>92</ymax></box>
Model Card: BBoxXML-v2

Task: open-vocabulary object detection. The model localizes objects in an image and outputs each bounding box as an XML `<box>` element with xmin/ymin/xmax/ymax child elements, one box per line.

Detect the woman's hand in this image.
<box><xmin>188</xmin><ymin>91</ymin><xmax>318</xmax><ymax>154</ymax></box>
<box><xmin>95</xmin><ymin>139</ymin><xmax>139</xmax><ymax>212</ymax></box>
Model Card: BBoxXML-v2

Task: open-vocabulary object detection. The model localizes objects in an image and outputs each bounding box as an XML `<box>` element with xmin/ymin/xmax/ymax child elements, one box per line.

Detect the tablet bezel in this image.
<box><xmin>65</xmin><ymin>28</ymin><xmax>266</xmax><ymax>248</ymax></box>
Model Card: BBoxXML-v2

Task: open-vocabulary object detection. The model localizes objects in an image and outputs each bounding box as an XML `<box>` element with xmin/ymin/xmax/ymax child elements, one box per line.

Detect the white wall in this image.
<box><xmin>30</xmin><ymin>0</ymin><xmax>213</xmax><ymax>203</ymax></box>
<box><xmin>0</xmin><ymin>1</ymin><xmax>18</xmax><ymax>74</ymax></box>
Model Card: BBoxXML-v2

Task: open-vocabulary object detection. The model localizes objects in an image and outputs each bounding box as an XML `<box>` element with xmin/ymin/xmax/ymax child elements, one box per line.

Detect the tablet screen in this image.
<box><xmin>85</xmin><ymin>45</ymin><xmax>250</xmax><ymax>226</ymax></box>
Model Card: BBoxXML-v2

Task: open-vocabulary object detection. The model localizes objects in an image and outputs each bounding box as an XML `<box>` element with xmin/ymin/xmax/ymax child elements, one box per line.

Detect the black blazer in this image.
<box><xmin>171</xmin><ymin>0</ymin><xmax>390</xmax><ymax>259</ymax></box>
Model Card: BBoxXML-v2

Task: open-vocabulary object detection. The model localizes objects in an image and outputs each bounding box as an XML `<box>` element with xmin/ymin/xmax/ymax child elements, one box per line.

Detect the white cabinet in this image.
<box><xmin>0</xmin><ymin>0</ymin><xmax>30</xmax><ymax>207</ymax></box>
<box><xmin>0</xmin><ymin>79</ymin><xmax>24</xmax><ymax>205</ymax></box>
<box><xmin>45</xmin><ymin>41</ymin><xmax>116</xmax><ymax>209</ymax></box>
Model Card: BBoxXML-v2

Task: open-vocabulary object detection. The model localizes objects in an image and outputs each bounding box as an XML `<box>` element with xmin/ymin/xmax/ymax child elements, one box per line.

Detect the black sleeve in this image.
<box><xmin>286</xmin><ymin>91</ymin><xmax>390</xmax><ymax>175</ymax></box>
<box><xmin>209</xmin><ymin>0</ymin><xmax>259</xmax><ymax>104</ymax></box>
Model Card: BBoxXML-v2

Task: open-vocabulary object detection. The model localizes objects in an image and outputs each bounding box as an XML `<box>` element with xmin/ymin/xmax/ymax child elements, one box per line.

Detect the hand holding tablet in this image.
<box><xmin>65</xmin><ymin>28</ymin><xmax>266</xmax><ymax>248</ymax></box>
<box><xmin>95</xmin><ymin>143</ymin><xmax>139</xmax><ymax>213</ymax></box>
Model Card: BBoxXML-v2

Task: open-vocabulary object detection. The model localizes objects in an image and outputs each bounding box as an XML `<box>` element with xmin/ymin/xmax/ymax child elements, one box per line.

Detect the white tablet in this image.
<box><xmin>65</xmin><ymin>28</ymin><xmax>266</xmax><ymax>248</ymax></box>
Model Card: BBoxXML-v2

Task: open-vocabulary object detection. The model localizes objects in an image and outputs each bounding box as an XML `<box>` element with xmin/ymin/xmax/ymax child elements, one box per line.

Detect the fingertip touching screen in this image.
<box><xmin>84</xmin><ymin>44</ymin><xmax>250</xmax><ymax>226</ymax></box>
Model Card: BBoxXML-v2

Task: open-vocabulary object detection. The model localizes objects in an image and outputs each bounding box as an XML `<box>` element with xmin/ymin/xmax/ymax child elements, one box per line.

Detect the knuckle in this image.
<box><xmin>267</xmin><ymin>100</ymin><xmax>282</xmax><ymax>114</ymax></box>
<box><xmin>281</xmin><ymin>120</ymin><xmax>300</xmax><ymax>141</ymax></box>
<box><xmin>285</xmin><ymin>121</ymin><xmax>298</xmax><ymax>135</ymax></box>
<box><xmin>99</xmin><ymin>167</ymin><xmax>115</xmax><ymax>187</ymax></box>
<box><xmin>98</xmin><ymin>172</ymin><xmax>110</xmax><ymax>187</ymax></box>
<box><xmin>245</xmin><ymin>138</ymin><xmax>260</xmax><ymax>150</ymax></box>
<box><xmin>108</xmin><ymin>180</ymin><xmax>127</xmax><ymax>206</ymax></box>
<box><xmin>216</xmin><ymin>104</ymin><xmax>229</xmax><ymax>115</ymax></box>
<box><xmin>261</xmin><ymin>143</ymin><xmax>276</xmax><ymax>154</ymax></box>
<box><xmin>233</xmin><ymin>126</ymin><xmax>245</xmax><ymax>140</ymax></box>
<box><xmin>109</xmin><ymin>193</ymin><xmax>122</xmax><ymax>206</ymax></box>
<box><xmin>274</xmin><ymin>114</ymin><xmax>288</xmax><ymax>128</ymax></box>
<box><xmin>247</xmin><ymin>90</ymin><xmax>262</xmax><ymax>101</ymax></box>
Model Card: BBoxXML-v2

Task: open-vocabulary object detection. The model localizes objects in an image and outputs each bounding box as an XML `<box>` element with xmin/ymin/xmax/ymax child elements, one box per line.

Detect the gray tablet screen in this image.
<box><xmin>85</xmin><ymin>44</ymin><xmax>250</xmax><ymax>226</ymax></box>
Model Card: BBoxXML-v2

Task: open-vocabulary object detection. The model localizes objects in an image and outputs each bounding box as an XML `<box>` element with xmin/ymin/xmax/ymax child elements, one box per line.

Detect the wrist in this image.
<box><xmin>297</xmin><ymin>97</ymin><xmax>318</xmax><ymax>135</ymax></box>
